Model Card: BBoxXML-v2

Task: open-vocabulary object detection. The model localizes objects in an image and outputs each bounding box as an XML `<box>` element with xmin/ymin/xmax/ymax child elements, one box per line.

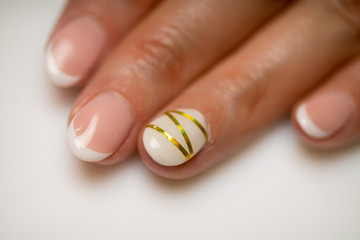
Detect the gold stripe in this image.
<box><xmin>146</xmin><ymin>110</ymin><xmax>208</xmax><ymax>162</ymax></box>
<box><xmin>146</xmin><ymin>124</ymin><xmax>190</xmax><ymax>160</ymax></box>
<box><xmin>170</xmin><ymin>110</ymin><xmax>208</xmax><ymax>142</ymax></box>
<box><xmin>165</xmin><ymin>112</ymin><xmax>193</xmax><ymax>159</ymax></box>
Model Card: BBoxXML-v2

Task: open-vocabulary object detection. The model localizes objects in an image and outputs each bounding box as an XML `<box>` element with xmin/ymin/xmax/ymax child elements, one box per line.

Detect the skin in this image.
<box><xmin>47</xmin><ymin>0</ymin><xmax>360</xmax><ymax>179</ymax></box>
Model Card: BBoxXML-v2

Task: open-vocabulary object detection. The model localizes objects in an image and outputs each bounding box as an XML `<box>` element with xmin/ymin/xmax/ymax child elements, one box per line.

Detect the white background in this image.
<box><xmin>0</xmin><ymin>1</ymin><xmax>359</xmax><ymax>239</ymax></box>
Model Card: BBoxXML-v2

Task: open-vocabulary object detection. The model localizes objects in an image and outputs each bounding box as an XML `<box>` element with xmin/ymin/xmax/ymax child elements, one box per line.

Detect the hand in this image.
<box><xmin>45</xmin><ymin>0</ymin><xmax>360</xmax><ymax>179</ymax></box>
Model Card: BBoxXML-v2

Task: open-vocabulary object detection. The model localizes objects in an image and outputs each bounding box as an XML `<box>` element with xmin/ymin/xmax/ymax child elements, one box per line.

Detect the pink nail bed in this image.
<box><xmin>45</xmin><ymin>16</ymin><xmax>107</xmax><ymax>87</ymax></box>
<box><xmin>296</xmin><ymin>92</ymin><xmax>355</xmax><ymax>139</ymax></box>
<box><xmin>68</xmin><ymin>92</ymin><xmax>134</xmax><ymax>162</ymax></box>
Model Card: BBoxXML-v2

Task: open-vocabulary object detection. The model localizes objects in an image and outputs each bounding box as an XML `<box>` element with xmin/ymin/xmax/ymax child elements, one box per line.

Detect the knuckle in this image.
<box><xmin>322</xmin><ymin>0</ymin><xmax>360</xmax><ymax>32</ymax></box>
<box><xmin>214</xmin><ymin>71</ymin><xmax>267</xmax><ymax>117</ymax></box>
<box><xmin>129</xmin><ymin>23</ymin><xmax>187</xmax><ymax>82</ymax></box>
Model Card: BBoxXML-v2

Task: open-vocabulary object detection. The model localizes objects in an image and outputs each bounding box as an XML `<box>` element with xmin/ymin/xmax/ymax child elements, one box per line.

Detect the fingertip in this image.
<box><xmin>66</xmin><ymin>92</ymin><xmax>134</xmax><ymax>163</ymax></box>
<box><xmin>295</xmin><ymin>103</ymin><xmax>330</xmax><ymax>139</ymax></box>
<box><xmin>139</xmin><ymin>108</ymin><xmax>211</xmax><ymax>180</ymax></box>
<box><xmin>67</xmin><ymin>118</ymin><xmax>112</xmax><ymax>162</ymax></box>
<box><xmin>293</xmin><ymin>91</ymin><xmax>357</xmax><ymax>148</ymax></box>
<box><xmin>141</xmin><ymin>109</ymin><xmax>209</xmax><ymax>166</ymax></box>
<box><xmin>44</xmin><ymin>16</ymin><xmax>107</xmax><ymax>88</ymax></box>
<box><xmin>44</xmin><ymin>43</ymin><xmax>81</xmax><ymax>88</ymax></box>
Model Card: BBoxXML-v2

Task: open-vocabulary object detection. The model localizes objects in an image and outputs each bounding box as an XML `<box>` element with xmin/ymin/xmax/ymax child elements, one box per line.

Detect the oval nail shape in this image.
<box><xmin>296</xmin><ymin>92</ymin><xmax>355</xmax><ymax>139</ymax></box>
<box><xmin>143</xmin><ymin>109</ymin><xmax>209</xmax><ymax>166</ymax></box>
<box><xmin>45</xmin><ymin>16</ymin><xmax>107</xmax><ymax>87</ymax></box>
<box><xmin>67</xmin><ymin>92</ymin><xmax>134</xmax><ymax>162</ymax></box>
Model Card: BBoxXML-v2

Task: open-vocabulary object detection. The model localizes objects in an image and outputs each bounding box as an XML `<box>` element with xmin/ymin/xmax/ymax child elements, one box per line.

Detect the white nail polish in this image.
<box><xmin>296</xmin><ymin>104</ymin><xmax>329</xmax><ymax>139</ymax></box>
<box><xmin>67</xmin><ymin>118</ymin><xmax>111</xmax><ymax>162</ymax></box>
<box><xmin>44</xmin><ymin>43</ymin><xmax>81</xmax><ymax>88</ymax></box>
<box><xmin>143</xmin><ymin>109</ymin><xmax>209</xmax><ymax>166</ymax></box>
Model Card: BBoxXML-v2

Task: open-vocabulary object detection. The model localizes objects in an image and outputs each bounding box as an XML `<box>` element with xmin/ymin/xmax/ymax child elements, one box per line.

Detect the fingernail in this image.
<box><xmin>296</xmin><ymin>92</ymin><xmax>355</xmax><ymax>139</ymax></box>
<box><xmin>68</xmin><ymin>92</ymin><xmax>133</xmax><ymax>162</ymax></box>
<box><xmin>45</xmin><ymin>16</ymin><xmax>107</xmax><ymax>87</ymax></box>
<box><xmin>143</xmin><ymin>109</ymin><xmax>209</xmax><ymax>166</ymax></box>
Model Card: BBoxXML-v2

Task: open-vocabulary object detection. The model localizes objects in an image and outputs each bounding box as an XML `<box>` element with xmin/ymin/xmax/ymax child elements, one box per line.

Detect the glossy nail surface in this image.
<box><xmin>45</xmin><ymin>16</ymin><xmax>107</xmax><ymax>87</ymax></box>
<box><xmin>143</xmin><ymin>109</ymin><xmax>209</xmax><ymax>166</ymax></box>
<box><xmin>68</xmin><ymin>92</ymin><xmax>133</xmax><ymax>162</ymax></box>
<box><xmin>296</xmin><ymin>92</ymin><xmax>355</xmax><ymax>139</ymax></box>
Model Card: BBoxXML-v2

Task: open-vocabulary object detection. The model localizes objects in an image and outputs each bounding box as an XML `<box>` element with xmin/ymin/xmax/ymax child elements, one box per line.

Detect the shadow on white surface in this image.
<box><xmin>0</xmin><ymin>1</ymin><xmax>359</xmax><ymax>240</ymax></box>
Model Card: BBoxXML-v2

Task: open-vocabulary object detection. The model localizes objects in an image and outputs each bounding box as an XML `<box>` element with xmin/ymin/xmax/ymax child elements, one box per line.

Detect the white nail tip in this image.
<box><xmin>44</xmin><ymin>43</ymin><xmax>81</xmax><ymax>87</ymax></box>
<box><xmin>296</xmin><ymin>104</ymin><xmax>329</xmax><ymax>139</ymax></box>
<box><xmin>143</xmin><ymin>109</ymin><xmax>209</xmax><ymax>166</ymax></box>
<box><xmin>67</xmin><ymin>120</ymin><xmax>111</xmax><ymax>162</ymax></box>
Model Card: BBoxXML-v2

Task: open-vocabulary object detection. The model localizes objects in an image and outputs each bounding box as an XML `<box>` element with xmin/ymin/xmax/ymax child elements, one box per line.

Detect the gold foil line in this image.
<box><xmin>146</xmin><ymin>124</ymin><xmax>190</xmax><ymax>160</ymax></box>
<box><xmin>165</xmin><ymin>112</ymin><xmax>194</xmax><ymax>159</ymax></box>
<box><xmin>170</xmin><ymin>110</ymin><xmax>208</xmax><ymax>142</ymax></box>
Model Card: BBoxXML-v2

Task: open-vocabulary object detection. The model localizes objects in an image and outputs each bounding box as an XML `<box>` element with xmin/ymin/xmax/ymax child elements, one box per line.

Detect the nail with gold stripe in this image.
<box><xmin>142</xmin><ymin>109</ymin><xmax>209</xmax><ymax>166</ymax></box>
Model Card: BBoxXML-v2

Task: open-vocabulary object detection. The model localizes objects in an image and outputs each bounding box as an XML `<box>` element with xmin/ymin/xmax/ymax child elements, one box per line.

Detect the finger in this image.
<box><xmin>293</xmin><ymin>56</ymin><xmax>360</xmax><ymax>148</ymax></box>
<box><xmin>44</xmin><ymin>0</ymin><xmax>158</xmax><ymax>87</ymax></box>
<box><xmin>139</xmin><ymin>0</ymin><xmax>360</xmax><ymax>178</ymax></box>
<box><xmin>67</xmin><ymin>0</ymin><xmax>289</xmax><ymax>163</ymax></box>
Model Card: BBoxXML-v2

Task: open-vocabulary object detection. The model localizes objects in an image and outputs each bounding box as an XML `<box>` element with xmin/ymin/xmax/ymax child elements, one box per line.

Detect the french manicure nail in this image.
<box><xmin>143</xmin><ymin>109</ymin><xmax>209</xmax><ymax>166</ymax></box>
<box><xmin>45</xmin><ymin>16</ymin><xmax>107</xmax><ymax>87</ymax></box>
<box><xmin>296</xmin><ymin>92</ymin><xmax>355</xmax><ymax>139</ymax></box>
<box><xmin>68</xmin><ymin>92</ymin><xmax>134</xmax><ymax>162</ymax></box>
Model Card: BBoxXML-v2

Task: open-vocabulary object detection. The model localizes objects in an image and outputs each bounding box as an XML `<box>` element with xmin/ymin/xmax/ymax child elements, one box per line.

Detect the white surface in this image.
<box><xmin>44</xmin><ymin>43</ymin><xmax>81</xmax><ymax>88</ymax></box>
<box><xmin>0</xmin><ymin>1</ymin><xmax>359</xmax><ymax>239</ymax></box>
<box><xmin>296</xmin><ymin>104</ymin><xmax>328</xmax><ymax>139</ymax></box>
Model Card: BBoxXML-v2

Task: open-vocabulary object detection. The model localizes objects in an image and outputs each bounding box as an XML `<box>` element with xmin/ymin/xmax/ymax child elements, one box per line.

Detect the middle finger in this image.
<box><xmin>67</xmin><ymin>0</ymin><xmax>289</xmax><ymax>163</ymax></box>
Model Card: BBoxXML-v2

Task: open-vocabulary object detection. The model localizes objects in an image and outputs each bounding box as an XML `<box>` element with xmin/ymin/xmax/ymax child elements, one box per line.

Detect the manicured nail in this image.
<box><xmin>45</xmin><ymin>16</ymin><xmax>107</xmax><ymax>87</ymax></box>
<box><xmin>68</xmin><ymin>92</ymin><xmax>133</xmax><ymax>162</ymax></box>
<box><xmin>143</xmin><ymin>109</ymin><xmax>209</xmax><ymax>166</ymax></box>
<box><xmin>296</xmin><ymin>92</ymin><xmax>355</xmax><ymax>139</ymax></box>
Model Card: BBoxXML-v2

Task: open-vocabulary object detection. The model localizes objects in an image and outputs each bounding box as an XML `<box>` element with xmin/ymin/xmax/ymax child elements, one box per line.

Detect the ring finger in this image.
<box><xmin>139</xmin><ymin>0</ymin><xmax>360</xmax><ymax>178</ymax></box>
